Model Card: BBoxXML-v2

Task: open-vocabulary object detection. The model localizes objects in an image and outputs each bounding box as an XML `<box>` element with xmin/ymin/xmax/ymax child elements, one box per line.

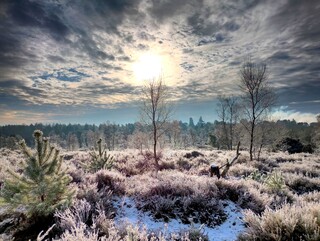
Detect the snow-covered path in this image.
<box><xmin>114</xmin><ymin>197</ymin><xmax>245</xmax><ymax>241</ymax></box>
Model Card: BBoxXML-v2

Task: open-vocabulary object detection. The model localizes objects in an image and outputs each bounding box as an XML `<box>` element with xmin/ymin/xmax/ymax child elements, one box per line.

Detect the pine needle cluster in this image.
<box><xmin>0</xmin><ymin>130</ymin><xmax>74</xmax><ymax>218</ymax></box>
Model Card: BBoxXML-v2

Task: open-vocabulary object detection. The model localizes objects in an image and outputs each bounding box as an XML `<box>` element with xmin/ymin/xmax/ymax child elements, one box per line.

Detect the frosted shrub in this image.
<box><xmin>227</xmin><ymin>163</ymin><xmax>257</xmax><ymax>177</ymax></box>
<box><xmin>279</xmin><ymin>161</ymin><xmax>320</xmax><ymax>178</ymax></box>
<box><xmin>246</xmin><ymin>169</ymin><xmax>268</xmax><ymax>182</ymax></box>
<box><xmin>55</xmin><ymin>199</ymin><xmax>92</xmax><ymax>231</ymax></box>
<box><xmin>299</xmin><ymin>191</ymin><xmax>320</xmax><ymax>203</ymax></box>
<box><xmin>187</xmin><ymin>224</ymin><xmax>209</xmax><ymax>241</ymax></box>
<box><xmin>215</xmin><ymin>178</ymin><xmax>269</xmax><ymax>213</ymax></box>
<box><xmin>128</xmin><ymin>171</ymin><xmax>219</xmax><ymax>198</ymax></box>
<box><xmin>239</xmin><ymin>201</ymin><xmax>320</xmax><ymax>241</ymax></box>
<box><xmin>93</xmin><ymin>169</ymin><xmax>126</xmax><ymax>195</ymax></box>
<box><xmin>55</xmin><ymin>222</ymin><xmax>100</xmax><ymax>241</ymax></box>
<box><xmin>284</xmin><ymin>173</ymin><xmax>320</xmax><ymax>194</ymax></box>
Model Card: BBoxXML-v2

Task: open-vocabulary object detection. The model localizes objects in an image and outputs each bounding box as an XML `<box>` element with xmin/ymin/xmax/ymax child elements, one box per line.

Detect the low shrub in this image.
<box><xmin>137</xmin><ymin>195</ymin><xmax>226</xmax><ymax>227</ymax></box>
<box><xmin>284</xmin><ymin>173</ymin><xmax>320</xmax><ymax>194</ymax></box>
<box><xmin>276</xmin><ymin>137</ymin><xmax>304</xmax><ymax>154</ymax></box>
<box><xmin>176</xmin><ymin>158</ymin><xmax>193</xmax><ymax>170</ymax></box>
<box><xmin>93</xmin><ymin>170</ymin><xmax>126</xmax><ymax>195</ymax></box>
<box><xmin>239</xmin><ymin>202</ymin><xmax>320</xmax><ymax>241</ymax></box>
<box><xmin>158</xmin><ymin>161</ymin><xmax>176</xmax><ymax>170</ymax></box>
<box><xmin>246</xmin><ymin>169</ymin><xmax>268</xmax><ymax>182</ymax></box>
<box><xmin>279</xmin><ymin>162</ymin><xmax>320</xmax><ymax>178</ymax></box>
<box><xmin>299</xmin><ymin>191</ymin><xmax>320</xmax><ymax>203</ymax></box>
<box><xmin>216</xmin><ymin>179</ymin><xmax>269</xmax><ymax>213</ymax></box>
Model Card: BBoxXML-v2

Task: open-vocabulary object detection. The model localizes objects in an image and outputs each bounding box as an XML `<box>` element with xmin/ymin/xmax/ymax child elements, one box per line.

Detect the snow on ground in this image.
<box><xmin>113</xmin><ymin>196</ymin><xmax>245</xmax><ymax>241</ymax></box>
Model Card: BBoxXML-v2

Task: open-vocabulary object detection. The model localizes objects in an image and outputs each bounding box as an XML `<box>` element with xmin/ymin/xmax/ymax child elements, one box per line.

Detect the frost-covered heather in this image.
<box><xmin>0</xmin><ymin>148</ymin><xmax>319</xmax><ymax>240</ymax></box>
<box><xmin>0</xmin><ymin>148</ymin><xmax>25</xmax><ymax>180</ymax></box>
<box><xmin>238</xmin><ymin>201</ymin><xmax>320</xmax><ymax>241</ymax></box>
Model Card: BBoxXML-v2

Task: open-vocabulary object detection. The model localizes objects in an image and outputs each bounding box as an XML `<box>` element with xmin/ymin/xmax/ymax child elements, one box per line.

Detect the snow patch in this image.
<box><xmin>113</xmin><ymin>196</ymin><xmax>245</xmax><ymax>241</ymax></box>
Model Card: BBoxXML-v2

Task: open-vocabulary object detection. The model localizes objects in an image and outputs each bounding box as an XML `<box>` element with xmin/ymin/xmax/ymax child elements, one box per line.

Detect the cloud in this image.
<box><xmin>0</xmin><ymin>109</ymin><xmax>58</xmax><ymax>125</ymax></box>
<box><xmin>0</xmin><ymin>0</ymin><xmax>319</xmax><ymax>123</ymax></box>
<box><xmin>272</xmin><ymin>106</ymin><xmax>318</xmax><ymax>123</ymax></box>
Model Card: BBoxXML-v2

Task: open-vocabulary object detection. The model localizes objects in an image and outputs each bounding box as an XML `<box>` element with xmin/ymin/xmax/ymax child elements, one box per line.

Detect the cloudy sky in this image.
<box><xmin>0</xmin><ymin>0</ymin><xmax>319</xmax><ymax>125</ymax></box>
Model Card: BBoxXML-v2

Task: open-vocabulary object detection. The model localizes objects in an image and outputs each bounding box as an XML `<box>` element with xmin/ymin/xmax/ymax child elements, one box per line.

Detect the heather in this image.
<box><xmin>0</xmin><ymin>145</ymin><xmax>319</xmax><ymax>240</ymax></box>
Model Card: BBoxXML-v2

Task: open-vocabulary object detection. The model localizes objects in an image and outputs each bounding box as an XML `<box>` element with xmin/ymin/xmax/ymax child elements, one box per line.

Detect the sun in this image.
<box><xmin>133</xmin><ymin>53</ymin><xmax>163</xmax><ymax>83</ymax></box>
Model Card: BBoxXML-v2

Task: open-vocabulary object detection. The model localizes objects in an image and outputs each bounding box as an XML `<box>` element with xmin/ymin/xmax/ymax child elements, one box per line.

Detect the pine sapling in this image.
<box><xmin>0</xmin><ymin>130</ymin><xmax>74</xmax><ymax>218</ymax></box>
<box><xmin>84</xmin><ymin>138</ymin><xmax>114</xmax><ymax>172</ymax></box>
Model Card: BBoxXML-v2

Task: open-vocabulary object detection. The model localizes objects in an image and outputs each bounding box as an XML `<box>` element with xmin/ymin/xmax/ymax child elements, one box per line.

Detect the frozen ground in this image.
<box><xmin>113</xmin><ymin>196</ymin><xmax>245</xmax><ymax>241</ymax></box>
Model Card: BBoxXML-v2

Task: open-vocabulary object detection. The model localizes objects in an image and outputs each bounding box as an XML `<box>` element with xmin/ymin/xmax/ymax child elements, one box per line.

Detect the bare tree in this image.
<box><xmin>216</xmin><ymin>97</ymin><xmax>229</xmax><ymax>149</ymax></box>
<box><xmin>128</xmin><ymin>131</ymin><xmax>149</xmax><ymax>153</ymax></box>
<box><xmin>216</xmin><ymin>96</ymin><xmax>239</xmax><ymax>150</ymax></box>
<box><xmin>239</xmin><ymin>60</ymin><xmax>276</xmax><ymax>161</ymax></box>
<box><xmin>66</xmin><ymin>133</ymin><xmax>79</xmax><ymax>151</ymax></box>
<box><xmin>140</xmin><ymin>77</ymin><xmax>172</xmax><ymax>170</ymax></box>
<box><xmin>169</xmin><ymin>120</ymin><xmax>181</xmax><ymax>149</ymax></box>
<box><xmin>313</xmin><ymin>114</ymin><xmax>320</xmax><ymax>150</ymax></box>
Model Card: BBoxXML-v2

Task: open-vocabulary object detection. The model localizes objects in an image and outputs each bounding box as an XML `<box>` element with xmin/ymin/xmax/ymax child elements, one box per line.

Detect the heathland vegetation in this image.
<box><xmin>0</xmin><ymin>61</ymin><xmax>319</xmax><ymax>240</ymax></box>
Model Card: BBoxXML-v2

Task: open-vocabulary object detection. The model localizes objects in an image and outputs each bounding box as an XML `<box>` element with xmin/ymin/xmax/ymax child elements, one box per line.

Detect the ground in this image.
<box><xmin>0</xmin><ymin>148</ymin><xmax>319</xmax><ymax>240</ymax></box>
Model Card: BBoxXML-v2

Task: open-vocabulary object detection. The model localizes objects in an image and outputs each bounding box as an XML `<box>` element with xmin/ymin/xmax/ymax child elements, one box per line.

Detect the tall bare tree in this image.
<box><xmin>239</xmin><ymin>60</ymin><xmax>276</xmax><ymax>161</ymax></box>
<box><xmin>140</xmin><ymin>77</ymin><xmax>172</xmax><ymax>169</ymax></box>
<box><xmin>216</xmin><ymin>96</ymin><xmax>239</xmax><ymax>150</ymax></box>
<box><xmin>313</xmin><ymin>114</ymin><xmax>320</xmax><ymax>149</ymax></box>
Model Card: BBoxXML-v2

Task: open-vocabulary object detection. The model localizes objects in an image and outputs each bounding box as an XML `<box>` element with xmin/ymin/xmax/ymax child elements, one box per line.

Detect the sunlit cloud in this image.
<box><xmin>272</xmin><ymin>106</ymin><xmax>318</xmax><ymax>124</ymax></box>
<box><xmin>0</xmin><ymin>110</ymin><xmax>58</xmax><ymax>125</ymax></box>
<box><xmin>0</xmin><ymin>0</ymin><xmax>319</xmax><ymax>123</ymax></box>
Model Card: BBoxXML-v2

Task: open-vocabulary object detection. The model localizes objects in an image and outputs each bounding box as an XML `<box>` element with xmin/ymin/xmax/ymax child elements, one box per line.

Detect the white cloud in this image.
<box><xmin>272</xmin><ymin>106</ymin><xmax>318</xmax><ymax>123</ymax></box>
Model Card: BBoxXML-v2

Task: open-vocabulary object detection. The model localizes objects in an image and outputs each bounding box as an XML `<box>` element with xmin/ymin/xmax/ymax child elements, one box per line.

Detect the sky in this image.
<box><xmin>0</xmin><ymin>0</ymin><xmax>319</xmax><ymax>125</ymax></box>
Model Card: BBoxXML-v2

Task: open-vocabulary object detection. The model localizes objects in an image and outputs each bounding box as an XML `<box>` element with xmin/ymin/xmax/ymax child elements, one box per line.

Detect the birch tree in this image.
<box><xmin>140</xmin><ymin>77</ymin><xmax>172</xmax><ymax>170</ymax></box>
<box><xmin>239</xmin><ymin>60</ymin><xmax>276</xmax><ymax>161</ymax></box>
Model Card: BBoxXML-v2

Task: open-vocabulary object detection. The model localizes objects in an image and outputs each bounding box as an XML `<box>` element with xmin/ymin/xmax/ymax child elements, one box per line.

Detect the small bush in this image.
<box><xmin>76</xmin><ymin>180</ymin><xmax>114</xmax><ymax>219</ymax></box>
<box><xmin>284</xmin><ymin>173</ymin><xmax>320</xmax><ymax>194</ymax></box>
<box><xmin>216</xmin><ymin>179</ymin><xmax>271</xmax><ymax>214</ymax></box>
<box><xmin>302</xmin><ymin>144</ymin><xmax>315</xmax><ymax>154</ymax></box>
<box><xmin>275</xmin><ymin>138</ymin><xmax>315</xmax><ymax>154</ymax></box>
<box><xmin>176</xmin><ymin>158</ymin><xmax>192</xmax><ymax>170</ymax></box>
<box><xmin>94</xmin><ymin>170</ymin><xmax>126</xmax><ymax>195</ymax></box>
<box><xmin>187</xmin><ymin>224</ymin><xmax>209</xmax><ymax>241</ymax></box>
<box><xmin>246</xmin><ymin>170</ymin><xmax>268</xmax><ymax>182</ymax></box>
<box><xmin>239</xmin><ymin>202</ymin><xmax>320</xmax><ymax>241</ymax></box>
<box><xmin>158</xmin><ymin>161</ymin><xmax>175</xmax><ymax>170</ymax></box>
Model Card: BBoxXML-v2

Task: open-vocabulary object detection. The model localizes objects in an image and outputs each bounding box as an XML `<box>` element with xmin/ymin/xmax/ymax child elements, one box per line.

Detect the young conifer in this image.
<box><xmin>84</xmin><ymin>138</ymin><xmax>114</xmax><ymax>172</ymax></box>
<box><xmin>0</xmin><ymin>130</ymin><xmax>74</xmax><ymax>218</ymax></box>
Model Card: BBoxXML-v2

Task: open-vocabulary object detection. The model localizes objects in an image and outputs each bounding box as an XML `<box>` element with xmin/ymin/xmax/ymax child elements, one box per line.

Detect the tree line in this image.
<box><xmin>0</xmin><ymin>118</ymin><xmax>318</xmax><ymax>152</ymax></box>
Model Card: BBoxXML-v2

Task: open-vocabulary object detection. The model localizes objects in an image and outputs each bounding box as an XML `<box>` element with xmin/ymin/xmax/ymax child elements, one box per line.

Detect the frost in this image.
<box><xmin>114</xmin><ymin>196</ymin><xmax>244</xmax><ymax>241</ymax></box>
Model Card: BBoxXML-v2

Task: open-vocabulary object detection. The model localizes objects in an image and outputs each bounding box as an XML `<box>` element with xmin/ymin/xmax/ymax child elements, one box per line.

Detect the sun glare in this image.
<box><xmin>133</xmin><ymin>53</ymin><xmax>162</xmax><ymax>83</ymax></box>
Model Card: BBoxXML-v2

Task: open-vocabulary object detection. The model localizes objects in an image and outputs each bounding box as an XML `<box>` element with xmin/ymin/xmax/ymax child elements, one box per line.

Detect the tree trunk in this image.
<box><xmin>153</xmin><ymin>121</ymin><xmax>159</xmax><ymax>170</ymax></box>
<box><xmin>257</xmin><ymin>143</ymin><xmax>263</xmax><ymax>162</ymax></box>
<box><xmin>230</xmin><ymin>109</ymin><xmax>233</xmax><ymax>150</ymax></box>
<box><xmin>249</xmin><ymin>121</ymin><xmax>255</xmax><ymax>161</ymax></box>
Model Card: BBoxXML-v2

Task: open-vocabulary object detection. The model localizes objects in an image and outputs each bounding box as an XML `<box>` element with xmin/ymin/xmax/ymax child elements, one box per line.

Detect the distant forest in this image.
<box><xmin>0</xmin><ymin>118</ymin><xmax>318</xmax><ymax>153</ymax></box>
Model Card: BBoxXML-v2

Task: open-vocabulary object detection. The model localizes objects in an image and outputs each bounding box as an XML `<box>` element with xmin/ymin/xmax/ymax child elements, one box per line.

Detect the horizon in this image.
<box><xmin>0</xmin><ymin>0</ymin><xmax>319</xmax><ymax>125</ymax></box>
<box><xmin>0</xmin><ymin>114</ymin><xmax>317</xmax><ymax>127</ymax></box>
